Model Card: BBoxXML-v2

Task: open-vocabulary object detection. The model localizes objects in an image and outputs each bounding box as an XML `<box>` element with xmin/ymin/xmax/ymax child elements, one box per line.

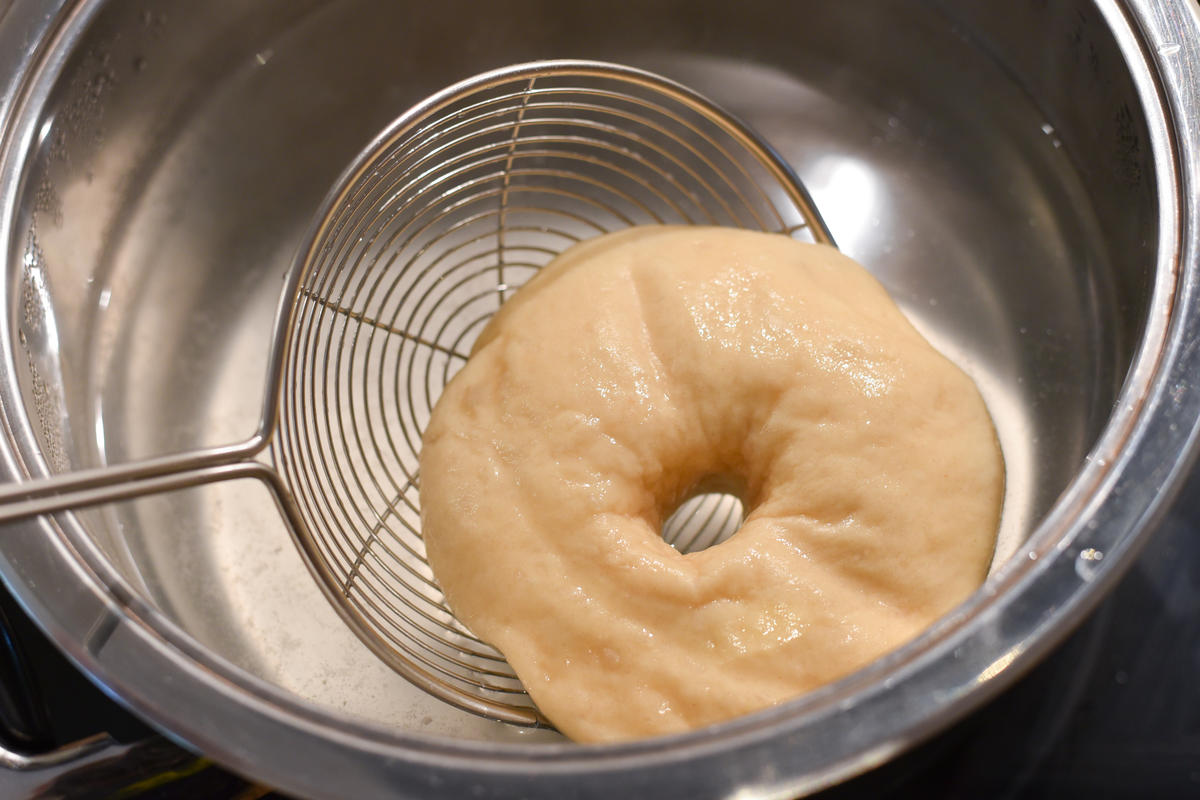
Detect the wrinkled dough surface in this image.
<box><xmin>419</xmin><ymin>227</ymin><xmax>1004</xmax><ymax>743</ymax></box>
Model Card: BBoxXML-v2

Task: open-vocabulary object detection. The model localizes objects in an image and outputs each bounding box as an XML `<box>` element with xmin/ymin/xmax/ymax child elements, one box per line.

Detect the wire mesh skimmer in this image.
<box><xmin>0</xmin><ymin>61</ymin><xmax>834</xmax><ymax>726</ymax></box>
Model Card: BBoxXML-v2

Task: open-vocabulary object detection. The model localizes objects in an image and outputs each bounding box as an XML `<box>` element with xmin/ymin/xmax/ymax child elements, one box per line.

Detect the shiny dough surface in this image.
<box><xmin>419</xmin><ymin>226</ymin><xmax>1004</xmax><ymax>743</ymax></box>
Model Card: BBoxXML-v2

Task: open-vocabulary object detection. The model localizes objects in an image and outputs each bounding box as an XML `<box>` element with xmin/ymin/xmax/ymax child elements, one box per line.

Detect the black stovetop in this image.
<box><xmin>2</xmin><ymin>468</ymin><xmax>1198</xmax><ymax>799</ymax></box>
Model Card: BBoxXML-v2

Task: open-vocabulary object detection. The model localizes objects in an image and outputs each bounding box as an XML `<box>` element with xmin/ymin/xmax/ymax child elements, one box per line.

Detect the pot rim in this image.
<box><xmin>0</xmin><ymin>0</ymin><xmax>1198</xmax><ymax>797</ymax></box>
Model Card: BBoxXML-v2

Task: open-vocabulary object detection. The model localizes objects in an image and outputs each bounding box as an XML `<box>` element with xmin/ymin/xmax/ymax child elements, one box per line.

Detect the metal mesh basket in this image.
<box><xmin>0</xmin><ymin>60</ymin><xmax>832</xmax><ymax>726</ymax></box>
<box><xmin>273</xmin><ymin>61</ymin><xmax>831</xmax><ymax>723</ymax></box>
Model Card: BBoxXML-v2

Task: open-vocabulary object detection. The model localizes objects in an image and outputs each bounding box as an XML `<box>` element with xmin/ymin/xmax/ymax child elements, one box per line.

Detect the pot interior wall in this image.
<box><xmin>5</xmin><ymin>0</ymin><xmax>1157</xmax><ymax>741</ymax></box>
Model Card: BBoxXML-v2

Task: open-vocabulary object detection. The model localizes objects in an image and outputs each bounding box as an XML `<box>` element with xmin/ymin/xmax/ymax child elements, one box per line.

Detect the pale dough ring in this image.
<box><xmin>419</xmin><ymin>226</ymin><xmax>1004</xmax><ymax>743</ymax></box>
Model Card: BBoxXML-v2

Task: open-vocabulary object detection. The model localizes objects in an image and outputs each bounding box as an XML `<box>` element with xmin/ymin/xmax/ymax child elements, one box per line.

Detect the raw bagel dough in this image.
<box><xmin>419</xmin><ymin>226</ymin><xmax>1004</xmax><ymax>743</ymax></box>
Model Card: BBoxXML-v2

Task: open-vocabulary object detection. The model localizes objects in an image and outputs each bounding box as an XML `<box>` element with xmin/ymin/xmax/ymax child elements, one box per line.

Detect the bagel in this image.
<box><xmin>419</xmin><ymin>226</ymin><xmax>1004</xmax><ymax>743</ymax></box>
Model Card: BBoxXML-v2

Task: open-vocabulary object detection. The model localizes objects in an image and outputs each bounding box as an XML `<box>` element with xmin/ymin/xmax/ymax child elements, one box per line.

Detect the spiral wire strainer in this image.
<box><xmin>0</xmin><ymin>61</ymin><xmax>833</xmax><ymax>725</ymax></box>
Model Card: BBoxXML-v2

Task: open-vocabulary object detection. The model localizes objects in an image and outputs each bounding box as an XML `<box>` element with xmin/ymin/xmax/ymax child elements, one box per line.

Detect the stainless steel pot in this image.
<box><xmin>0</xmin><ymin>1</ymin><xmax>1198</xmax><ymax>798</ymax></box>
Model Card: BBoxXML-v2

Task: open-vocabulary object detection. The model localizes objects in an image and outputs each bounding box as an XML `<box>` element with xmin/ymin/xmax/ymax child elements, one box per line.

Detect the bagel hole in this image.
<box><xmin>661</xmin><ymin>486</ymin><xmax>746</xmax><ymax>554</ymax></box>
